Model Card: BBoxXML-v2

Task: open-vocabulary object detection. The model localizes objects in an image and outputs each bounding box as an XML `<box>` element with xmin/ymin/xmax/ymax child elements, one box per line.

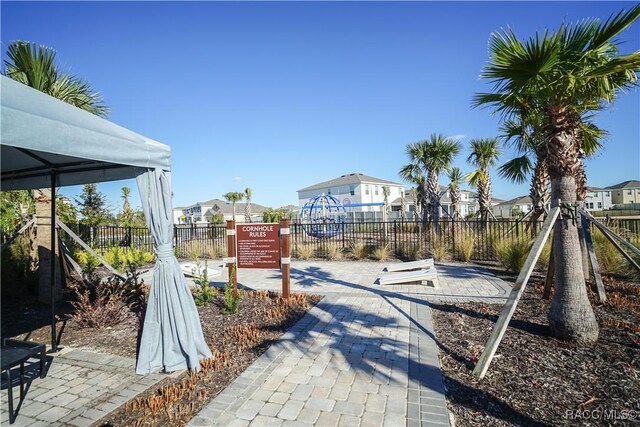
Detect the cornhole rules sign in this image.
<box><xmin>236</xmin><ymin>223</ymin><xmax>281</xmax><ymax>269</ymax></box>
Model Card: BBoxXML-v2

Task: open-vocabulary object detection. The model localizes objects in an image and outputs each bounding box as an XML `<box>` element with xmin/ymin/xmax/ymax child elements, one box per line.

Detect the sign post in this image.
<box><xmin>234</xmin><ymin>221</ymin><xmax>291</xmax><ymax>299</ymax></box>
<box><xmin>280</xmin><ymin>219</ymin><xmax>291</xmax><ymax>298</ymax></box>
<box><xmin>226</xmin><ymin>220</ymin><xmax>237</xmax><ymax>297</ymax></box>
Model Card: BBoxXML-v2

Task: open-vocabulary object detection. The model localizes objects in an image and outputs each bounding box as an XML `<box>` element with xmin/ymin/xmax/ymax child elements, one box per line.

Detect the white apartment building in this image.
<box><xmin>584</xmin><ymin>187</ymin><xmax>613</xmax><ymax>211</ymax></box>
<box><xmin>297</xmin><ymin>173</ymin><xmax>406</xmax><ymax>212</ymax></box>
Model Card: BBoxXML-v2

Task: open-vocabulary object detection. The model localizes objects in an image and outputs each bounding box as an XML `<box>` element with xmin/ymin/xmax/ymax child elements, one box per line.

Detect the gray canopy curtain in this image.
<box><xmin>1</xmin><ymin>76</ymin><xmax>212</xmax><ymax>374</ymax></box>
<box><xmin>136</xmin><ymin>168</ymin><xmax>212</xmax><ymax>374</ymax></box>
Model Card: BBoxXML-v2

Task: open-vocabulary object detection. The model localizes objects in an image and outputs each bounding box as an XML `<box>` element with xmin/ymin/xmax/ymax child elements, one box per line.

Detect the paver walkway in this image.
<box><xmin>188</xmin><ymin>261</ymin><xmax>510</xmax><ymax>426</ymax></box>
<box><xmin>0</xmin><ymin>348</ymin><xmax>166</xmax><ymax>426</ymax></box>
<box><xmin>1</xmin><ymin>261</ymin><xmax>510</xmax><ymax>426</ymax></box>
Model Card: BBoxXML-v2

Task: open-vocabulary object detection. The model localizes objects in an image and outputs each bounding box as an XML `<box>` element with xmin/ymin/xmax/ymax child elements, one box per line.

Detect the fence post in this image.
<box><xmin>226</xmin><ymin>220</ymin><xmax>237</xmax><ymax>297</ymax></box>
<box><xmin>393</xmin><ymin>220</ymin><xmax>397</xmax><ymax>254</ymax></box>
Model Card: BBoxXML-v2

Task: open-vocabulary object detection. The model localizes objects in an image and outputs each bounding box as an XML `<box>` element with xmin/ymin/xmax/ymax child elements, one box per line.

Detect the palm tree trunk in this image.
<box><xmin>546</xmin><ymin>116</ymin><xmax>598</xmax><ymax>343</ymax></box>
<box><xmin>575</xmin><ymin>158</ymin><xmax>590</xmax><ymax>277</ymax></box>
<box><xmin>34</xmin><ymin>189</ymin><xmax>62</xmax><ymax>304</ymax></box>
<box><xmin>529</xmin><ymin>157</ymin><xmax>549</xmax><ymax>225</ymax></box>
<box><xmin>426</xmin><ymin>171</ymin><xmax>439</xmax><ymax>226</ymax></box>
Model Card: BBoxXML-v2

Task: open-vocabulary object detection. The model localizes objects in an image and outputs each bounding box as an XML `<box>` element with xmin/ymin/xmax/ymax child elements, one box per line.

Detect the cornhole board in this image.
<box><xmin>383</xmin><ymin>258</ymin><xmax>434</xmax><ymax>272</ymax></box>
<box><xmin>180</xmin><ymin>262</ymin><xmax>221</xmax><ymax>279</ymax></box>
<box><xmin>378</xmin><ymin>268</ymin><xmax>438</xmax><ymax>286</ymax></box>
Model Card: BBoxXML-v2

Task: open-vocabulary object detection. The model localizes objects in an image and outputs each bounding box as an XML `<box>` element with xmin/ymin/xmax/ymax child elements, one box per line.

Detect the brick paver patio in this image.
<box><xmin>2</xmin><ymin>261</ymin><xmax>510</xmax><ymax>426</ymax></box>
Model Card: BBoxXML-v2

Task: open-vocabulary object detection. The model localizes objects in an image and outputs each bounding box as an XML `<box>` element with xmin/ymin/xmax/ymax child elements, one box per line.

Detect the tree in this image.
<box><xmin>76</xmin><ymin>184</ymin><xmax>110</xmax><ymax>227</ymax></box>
<box><xmin>244</xmin><ymin>188</ymin><xmax>253</xmax><ymax>223</ymax></box>
<box><xmin>447</xmin><ymin>167</ymin><xmax>464</xmax><ymax>220</ymax></box>
<box><xmin>118</xmin><ymin>186</ymin><xmax>133</xmax><ymax>227</ymax></box>
<box><xmin>400</xmin><ymin>134</ymin><xmax>461</xmax><ymax>225</ymax></box>
<box><xmin>4</xmin><ymin>41</ymin><xmax>108</xmax><ymax>117</ymax></box>
<box><xmin>499</xmin><ymin>110</ymin><xmax>604</xmax><ymax>225</ymax></box>
<box><xmin>382</xmin><ymin>186</ymin><xmax>391</xmax><ymax>218</ymax></box>
<box><xmin>4</xmin><ymin>41</ymin><xmax>109</xmax><ymax>303</ymax></box>
<box><xmin>465</xmin><ymin>138</ymin><xmax>501</xmax><ymax>223</ymax></box>
<box><xmin>474</xmin><ymin>5</ymin><xmax>640</xmax><ymax>343</ymax></box>
<box><xmin>399</xmin><ymin>163</ymin><xmax>426</xmax><ymax>223</ymax></box>
<box><xmin>222</xmin><ymin>192</ymin><xmax>244</xmax><ymax>221</ymax></box>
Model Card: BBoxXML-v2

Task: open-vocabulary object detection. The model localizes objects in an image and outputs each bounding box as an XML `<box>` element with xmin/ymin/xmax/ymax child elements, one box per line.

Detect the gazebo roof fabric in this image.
<box><xmin>1</xmin><ymin>76</ymin><xmax>211</xmax><ymax>375</ymax></box>
<box><xmin>1</xmin><ymin>76</ymin><xmax>171</xmax><ymax>190</ymax></box>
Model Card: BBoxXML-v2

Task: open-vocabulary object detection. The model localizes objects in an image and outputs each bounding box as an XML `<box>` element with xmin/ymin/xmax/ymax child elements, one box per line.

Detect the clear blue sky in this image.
<box><xmin>2</xmin><ymin>1</ymin><xmax>639</xmax><ymax>212</ymax></box>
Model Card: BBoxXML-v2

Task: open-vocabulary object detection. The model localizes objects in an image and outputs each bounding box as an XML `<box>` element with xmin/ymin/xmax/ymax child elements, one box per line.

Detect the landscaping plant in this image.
<box><xmin>192</xmin><ymin>259</ymin><xmax>216</xmax><ymax>307</ymax></box>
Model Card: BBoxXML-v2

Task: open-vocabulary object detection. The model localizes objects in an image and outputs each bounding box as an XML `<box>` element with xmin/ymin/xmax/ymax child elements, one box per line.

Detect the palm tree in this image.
<box><xmin>243</xmin><ymin>188</ymin><xmax>252</xmax><ymax>223</ymax></box>
<box><xmin>447</xmin><ymin>167</ymin><xmax>464</xmax><ymax>220</ymax></box>
<box><xmin>4</xmin><ymin>41</ymin><xmax>109</xmax><ymax>303</ymax></box>
<box><xmin>223</xmin><ymin>192</ymin><xmax>244</xmax><ymax>221</ymax></box>
<box><xmin>399</xmin><ymin>163</ymin><xmax>426</xmax><ymax>223</ymax></box>
<box><xmin>499</xmin><ymin>110</ymin><xmax>604</xmax><ymax>225</ymax></box>
<box><xmin>4</xmin><ymin>41</ymin><xmax>108</xmax><ymax>117</ymax></box>
<box><xmin>465</xmin><ymin>138</ymin><xmax>501</xmax><ymax>223</ymax></box>
<box><xmin>400</xmin><ymin>134</ymin><xmax>461</xmax><ymax>226</ymax></box>
<box><xmin>474</xmin><ymin>6</ymin><xmax>640</xmax><ymax>343</ymax></box>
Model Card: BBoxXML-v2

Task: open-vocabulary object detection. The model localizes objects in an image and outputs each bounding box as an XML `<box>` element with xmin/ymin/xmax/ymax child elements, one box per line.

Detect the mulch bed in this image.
<box><xmin>431</xmin><ymin>275</ymin><xmax>640</xmax><ymax>426</ymax></box>
<box><xmin>1</xmin><ymin>274</ymin><xmax>321</xmax><ymax>427</ymax></box>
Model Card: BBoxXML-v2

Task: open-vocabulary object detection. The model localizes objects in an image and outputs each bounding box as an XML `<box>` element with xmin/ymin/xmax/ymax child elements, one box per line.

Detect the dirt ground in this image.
<box><xmin>431</xmin><ymin>275</ymin><xmax>640</xmax><ymax>427</ymax></box>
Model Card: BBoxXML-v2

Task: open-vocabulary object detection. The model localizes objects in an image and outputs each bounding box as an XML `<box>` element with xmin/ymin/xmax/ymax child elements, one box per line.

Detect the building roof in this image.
<box><xmin>607</xmin><ymin>180</ymin><xmax>640</xmax><ymax>189</ymax></box>
<box><xmin>494</xmin><ymin>195</ymin><xmax>532</xmax><ymax>207</ymax></box>
<box><xmin>297</xmin><ymin>173</ymin><xmax>403</xmax><ymax>193</ymax></box>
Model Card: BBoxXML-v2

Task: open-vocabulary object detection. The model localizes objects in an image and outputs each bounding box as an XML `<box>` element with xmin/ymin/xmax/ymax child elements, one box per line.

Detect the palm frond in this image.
<box><xmin>590</xmin><ymin>5</ymin><xmax>640</xmax><ymax>50</ymax></box>
<box><xmin>498</xmin><ymin>156</ymin><xmax>532</xmax><ymax>184</ymax></box>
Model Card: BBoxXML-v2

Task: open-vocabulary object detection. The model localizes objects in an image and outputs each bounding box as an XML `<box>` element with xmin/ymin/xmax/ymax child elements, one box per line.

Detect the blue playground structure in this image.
<box><xmin>299</xmin><ymin>194</ymin><xmax>387</xmax><ymax>238</ymax></box>
<box><xmin>299</xmin><ymin>194</ymin><xmax>347</xmax><ymax>238</ymax></box>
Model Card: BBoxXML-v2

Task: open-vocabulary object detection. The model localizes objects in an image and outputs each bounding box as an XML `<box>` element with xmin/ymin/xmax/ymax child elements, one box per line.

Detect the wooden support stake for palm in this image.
<box><xmin>581</xmin><ymin>209</ymin><xmax>640</xmax><ymax>272</ymax></box>
<box><xmin>581</xmin><ymin>214</ymin><xmax>606</xmax><ymax>303</ymax></box>
<box><xmin>543</xmin><ymin>236</ymin><xmax>555</xmax><ymax>300</ymax></box>
<box><xmin>473</xmin><ymin>206</ymin><xmax>560</xmax><ymax>379</ymax></box>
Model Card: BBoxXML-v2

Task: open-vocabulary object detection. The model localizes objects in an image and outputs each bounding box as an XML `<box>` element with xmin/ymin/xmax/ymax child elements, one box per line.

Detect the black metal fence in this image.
<box><xmin>70</xmin><ymin>219</ymin><xmax>564</xmax><ymax>262</ymax></box>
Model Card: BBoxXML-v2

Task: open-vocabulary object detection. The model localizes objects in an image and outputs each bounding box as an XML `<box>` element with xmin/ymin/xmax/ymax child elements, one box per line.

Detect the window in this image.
<box><xmin>588</xmin><ymin>203</ymin><xmax>594</xmax><ymax>209</ymax></box>
<box><xmin>597</xmin><ymin>202</ymin><xmax>602</xmax><ymax>208</ymax></box>
<box><xmin>375</xmin><ymin>186</ymin><xmax>379</xmax><ymax>195</ymax></box>
<box><xmin>617</xmin><ymin>191</ymin><xmax>621</xmax><ymax>196</ymax></box>
<box><xmin>628</xmin><ymin>190</ymin><xmax>633</xmax><ymax>195</ymax></box>
<box><xmin>365</xmin><ymin>185</ymin><xmax>369</xmax><ymax>195</ymax></box>
<box><xmin>594</xmin><ymin>192</ymin><xmax>599</xmax><ymax>197</ymax></box>
<box><xmin>327</xmin><ymin>188</ymin><xmax>331</xmax><ymax>195</ymax></box>
<box><xmin>349</xmin><ymin>185</ymin><xmax>355</xmax><ymax>196</ymax></box>
<box><xmin>605</xmin><ymin>192</ymin><xmax>610</xmax><ymax>197</ymax></box>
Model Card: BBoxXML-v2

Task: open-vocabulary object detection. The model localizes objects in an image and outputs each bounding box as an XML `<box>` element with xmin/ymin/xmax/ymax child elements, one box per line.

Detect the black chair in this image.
<box><xmin>1</xmin><ymin>347</ymin><xmax>31</xmax><ymax>424</ymax></box>
<box><xmin>1</xmin><ymin>339</ymin><xmax>47</xmax><ymax>424</ymax></box>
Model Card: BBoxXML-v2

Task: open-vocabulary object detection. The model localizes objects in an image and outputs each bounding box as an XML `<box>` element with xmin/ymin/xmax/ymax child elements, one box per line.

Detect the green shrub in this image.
<box><xmin>192</xmin><ymin>260</ymin><xmax>216</xmax><ymax>306</ymax></box>
<box><xmin>494</xmin><ymin>237</ymin><xmax>533</xmax><ymax>272</ymax></box>
<box><xmin>455</xmin><ymin>232</ymin><xmax>475</xmax><ymax>262</ymax></box>
<box><xmin>222</xmin><ymin>266</ymin><xmax>242</xmax><ymax>314</ymax></box>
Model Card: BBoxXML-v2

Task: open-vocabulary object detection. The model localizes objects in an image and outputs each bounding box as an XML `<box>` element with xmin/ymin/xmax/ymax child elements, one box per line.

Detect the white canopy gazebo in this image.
<box><xmin>1</xmin><ymin>75</ymin><xmax>211</xmax><ymax>374</ymax></box>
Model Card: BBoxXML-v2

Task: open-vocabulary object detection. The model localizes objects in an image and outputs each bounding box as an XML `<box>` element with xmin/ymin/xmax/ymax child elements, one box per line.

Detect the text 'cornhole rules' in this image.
<box><xmin>236</xmin><ymin>223</ymin><xmax>281</xmax><ymax>269</ymax></box>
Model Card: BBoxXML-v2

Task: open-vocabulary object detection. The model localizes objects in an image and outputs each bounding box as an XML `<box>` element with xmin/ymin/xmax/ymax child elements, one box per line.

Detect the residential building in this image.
<box><xmin>390</xmin><ymin>186</ymin><xmax>503</xmax><ymax>219</ymax></box>
<box><xmin>297</xmin><ymin>173</ymin><xmax>405</xmax><ymax>213</ymax></box>
<box><xmin>608</xmin><ymin>180</ymin><xmax>640</xmax><ymax>206</ymax></box>
<box><xmin>492</xmin><ymin>195</ymin><xmax>534</xmax><ymax>218</ymax></box>
<box><xmin>181</xmin><ymin>198</ymin><xmax>267</xmax><ymax>224</ymax></box>
<box><xmin>173</xmin><ymin>207</ymin><xmax>186</xmax><ymax>224</ymax></box>
<box><xmin>584</xmin><ymin>187</ymin><xmax>613</xmax><ymax>211</ymax></box>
